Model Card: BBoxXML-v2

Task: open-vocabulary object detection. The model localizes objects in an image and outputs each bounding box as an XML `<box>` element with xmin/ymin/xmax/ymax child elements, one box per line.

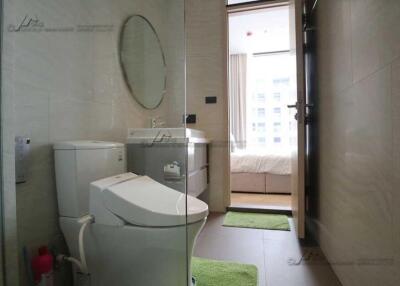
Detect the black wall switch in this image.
<box><xmin>205</xmin><ymin>96</ymin><xmax>217</xmax><ymax>104</ymax></box>
<box><xmin>185</xmin><ymin>114</ymin><xmax>197</xmax><ymax>124</ymax></box>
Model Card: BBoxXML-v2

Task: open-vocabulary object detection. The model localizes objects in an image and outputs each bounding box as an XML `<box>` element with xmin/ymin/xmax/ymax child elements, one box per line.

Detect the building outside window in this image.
<box><xmin>258</xmin><ymin>137</ymin><xmax>266</xmax><ymax>144</ymax></box>
<box><xmin>229</xmin><ymin>4</ymin><xmax>296</xmax><ymax>152</ymax></box>
<box><xmin>257</xmin><ymin>108</ymin><xmax>266</xmax><ymax>118</ymax></box>
<box><xmin>273</xmin><ymin>93</ymin><xmax>281</xmax><ymax>101</ymax></box>
<box><xmin>273</xmin><ymin>122</ymin><xmax>281</xmax><ymax>133</ymax></box>
<box><xmin>246</xmin><ymin>52</ymin><xmax>295</xmax><ymax>151</ymax></box>
<box><xmin>257</xmin><ymin>93</ymin><xmax>266</xmax><ymax>103</ymax></box>
<box><xmin>273</xmin><ymin>107</ymin><xmax>281</xmax><ymax>114</ymax></box>
<box><xmin>257</xmin><ymin>122</ymin><xmax>266</xmax><ymax>132</ymax></box>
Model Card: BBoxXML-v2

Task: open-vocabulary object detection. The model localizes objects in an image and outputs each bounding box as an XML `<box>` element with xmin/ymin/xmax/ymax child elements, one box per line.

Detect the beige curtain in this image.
<box><xmin>229</xmin><ymin>54</ymin><xmax>247</xmax><ymax>149</ymax></box>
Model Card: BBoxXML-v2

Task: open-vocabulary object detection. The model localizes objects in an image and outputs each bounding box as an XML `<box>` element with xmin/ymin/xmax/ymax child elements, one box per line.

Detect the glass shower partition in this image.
<box><xmin>1</xmin><ymin>0</ymin><xmax>189</xmax><ymax>285</ymax></box>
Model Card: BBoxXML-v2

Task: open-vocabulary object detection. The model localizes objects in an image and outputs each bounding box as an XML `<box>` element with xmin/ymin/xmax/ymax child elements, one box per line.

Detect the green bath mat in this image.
<box><xmin>192</xmin><ymin>257</ymin><xmax>257</xmax><ymax>286</ymax></box>
<box><xmin>223</xmin><ymin>212</ymin><xmax>290</xmax><ymax>231</ymax></box>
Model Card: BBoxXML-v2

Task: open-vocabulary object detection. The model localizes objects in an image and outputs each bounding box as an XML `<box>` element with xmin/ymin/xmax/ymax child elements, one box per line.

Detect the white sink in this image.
<box><xmin>127</xmin><ymin>128</ymin><xmax>209</xmax><ymax>144</ymax></box>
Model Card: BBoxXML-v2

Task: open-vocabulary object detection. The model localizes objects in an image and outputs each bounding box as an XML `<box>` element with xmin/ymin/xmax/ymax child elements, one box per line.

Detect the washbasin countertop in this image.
<box><xmin>127</xmin><ymin>128</ymin><xmax>210</xmax><ymax>144</ymax></box>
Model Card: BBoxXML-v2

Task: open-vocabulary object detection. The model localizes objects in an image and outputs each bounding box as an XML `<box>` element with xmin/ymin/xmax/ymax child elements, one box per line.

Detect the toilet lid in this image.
<box><xmin>102</xmin><ymin>176</ymin><xmax>209</xmax><ymax>227</ymax></box>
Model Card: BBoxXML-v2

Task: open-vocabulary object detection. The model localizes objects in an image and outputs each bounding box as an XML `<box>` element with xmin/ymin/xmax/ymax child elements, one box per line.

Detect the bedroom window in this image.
<box><xmin>273</xmin><ymin>77</ymin><xmax>290</xmax><ymax>86</ymax></box>
<box><xmin>273</xmin><ymin>137</ymin><xmax>282</xmax><ymax>143</ymax></box>
<box><xmin>257</xmin><ymin>108</ymin><xmax>266</xmax><ymax>118</ymax></box>
<box><xmin>246</xmin><ymin>51</ymin><xmax>295</xmax><ymax>151</ymax></box>
<box><xmin>257</xmin><ymin>93</ymin><xmax>266</xmax><ymax>103</ymax></box>
<box><xmin>273</xmin><ymin>122</ymin><xmax>281</xmax><ymax>133</ymax></box>
<box><xmin>257</xmin><ymin>122</ymin><xmax>266</xmax><ymax>132</ymax></box>
<box><xmin>273</xmin><ymin>93</ymin><xmax>281</xmax><ymax>101</ymax></box>
<box><xmin>273</xmin><ymin>107</ymin><xmax>281</xmax><ymax>114</ymax></box>
<box><xmin>229</xmin><ymin>4</ymin><xmax>295</xmax><ymax>152</ymax></box>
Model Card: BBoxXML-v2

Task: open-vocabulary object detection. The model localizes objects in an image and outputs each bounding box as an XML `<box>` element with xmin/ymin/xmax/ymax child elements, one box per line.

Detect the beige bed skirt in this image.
<box><xmin>231</xmin><ymin>172</ymin><xmax>291</xmax><ymax>194</ymax></box>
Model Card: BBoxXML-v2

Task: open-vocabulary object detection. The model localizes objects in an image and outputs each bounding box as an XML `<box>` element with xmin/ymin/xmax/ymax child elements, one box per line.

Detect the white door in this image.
<box><xmin>288</xmin><ymin>0</ymin><xmax>306</xmax><ymax>239</ymax></box>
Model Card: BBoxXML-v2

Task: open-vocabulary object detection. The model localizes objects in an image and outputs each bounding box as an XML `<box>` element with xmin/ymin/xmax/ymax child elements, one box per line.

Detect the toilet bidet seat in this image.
<box><xmin>62</xmin><ymin>172</ymin><xmax>208</xmax><ymax>286</ymax></box>
<box><xmin>53</xmin><ymin>141</ymin><xmax>208</xmax><ymax>285</ymax></box>
<box><xmin>90</xmin><ymin>172</ymin><xmax>209</xmax><ymax>227</ymax></box>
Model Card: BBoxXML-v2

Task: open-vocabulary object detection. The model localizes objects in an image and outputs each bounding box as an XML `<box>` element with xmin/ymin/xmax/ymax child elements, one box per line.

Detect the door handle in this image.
<box><xmin>287</xmin><ymin>104</ymin><xmax>298</xmax><ymax>109</ymax></box>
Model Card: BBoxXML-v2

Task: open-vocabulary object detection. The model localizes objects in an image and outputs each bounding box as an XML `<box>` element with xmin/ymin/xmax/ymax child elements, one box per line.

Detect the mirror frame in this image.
<box><xmin>118</xmin><ymin>14</ymin><xmax>167</xmax><ymax>109</ymax></box>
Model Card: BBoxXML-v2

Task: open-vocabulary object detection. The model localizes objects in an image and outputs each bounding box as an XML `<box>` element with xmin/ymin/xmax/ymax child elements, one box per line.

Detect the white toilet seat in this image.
<box><xmin>60</xmin><ymin>215</ymin><xmax>206</xmax><ymax>286</ymax></box>
<box><xmin>54</xmin><ymin>141</ymin><xmax>209</xmax><ymax>286</ymax></box>
<box><xmin>90</xmin><ymin>173</ymin><xmax>209</xmax><ymax>227</ymax></box>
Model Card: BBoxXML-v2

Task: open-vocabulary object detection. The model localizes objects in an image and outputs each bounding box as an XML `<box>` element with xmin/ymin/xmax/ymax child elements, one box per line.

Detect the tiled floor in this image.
<box><xmin>230</xmin><ymin>193</ymin><xmax>292</xmax><ymax>210</ymax></box>
<box><xmin>194</xmin><ymin>213</ymin><xmax>342</xmax><ymax>286</ymax></box>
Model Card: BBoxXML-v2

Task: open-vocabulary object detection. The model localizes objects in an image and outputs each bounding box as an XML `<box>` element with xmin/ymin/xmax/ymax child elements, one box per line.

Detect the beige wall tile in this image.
<box><xmin>391</xmin><ymin>57</ymin><xmax>400</xmax><ymax>283</ymax></box>
<box><xmin>316</xmin><ymin>0</ymin><xmax>400</xmax><ymax>285</ymax></box>
<box><xmin>1</xmin><ymin>13</ymin><xmax>20</xmax><ymax>280</ymax></box>
<box><xmin>350</xmin><ymin>0</ymin><xmax>400</xmax><ymax>82</ymax></box>
<box><xmin>186</xmin><ymin>0</ymin><xmax>229</xmax><ymax>212</ymax></box>
<box><xmin>317</xmin><ymin>0</ymin><xmax>353</xmax><ymax>94</ymax></box>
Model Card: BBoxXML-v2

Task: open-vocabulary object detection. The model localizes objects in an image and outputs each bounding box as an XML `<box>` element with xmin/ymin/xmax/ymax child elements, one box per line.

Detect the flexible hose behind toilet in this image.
<box><xmin>58</xmin><ymin>215</ymin><xmax>94</xmax><ymax>274</ymax></box>
<box><xmin>78</xmin><ymin>215</ymin><xmax>94</xmax><ymax>273</ymax></box>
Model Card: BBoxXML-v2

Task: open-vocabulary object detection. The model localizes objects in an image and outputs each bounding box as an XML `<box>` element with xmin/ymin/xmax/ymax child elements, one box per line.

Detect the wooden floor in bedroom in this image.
<box><xmin>230</xmin><ymin>193</ymin><xmax>292</xmax><ymax>210</ymax></box>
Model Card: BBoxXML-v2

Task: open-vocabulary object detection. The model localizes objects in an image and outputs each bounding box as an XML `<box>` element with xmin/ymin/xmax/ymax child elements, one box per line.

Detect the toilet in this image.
<box><xmin>54</xmin><ymin>141</ymin><xmax>208</xmax><ymax>286</ymax></box>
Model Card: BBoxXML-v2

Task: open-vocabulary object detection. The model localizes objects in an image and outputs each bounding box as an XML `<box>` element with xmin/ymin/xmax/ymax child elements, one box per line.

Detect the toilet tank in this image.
<box><xmin>54</xmin><ymin>141</ymin><xmax>126</xmax><ymax>218</ymax></box>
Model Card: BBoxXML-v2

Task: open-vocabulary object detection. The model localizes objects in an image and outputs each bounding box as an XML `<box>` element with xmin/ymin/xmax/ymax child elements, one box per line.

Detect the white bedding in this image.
<box><xmin>230</xmin><ymin>150</ymin><xmax>292</xmax><ymax>175</ymax></box>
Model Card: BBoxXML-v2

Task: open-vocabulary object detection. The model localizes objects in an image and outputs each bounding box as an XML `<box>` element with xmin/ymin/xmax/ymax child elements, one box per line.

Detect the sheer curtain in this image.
<box><xmin>229</xmin><ymin>54</ymin><xmax>247</xmax><ymax>150</ymax></box>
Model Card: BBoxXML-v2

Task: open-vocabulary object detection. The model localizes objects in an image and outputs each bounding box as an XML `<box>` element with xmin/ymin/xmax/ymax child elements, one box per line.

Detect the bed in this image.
<box><xmin>230</xmin><ymin>150</ymin><xmax>292</xmax><ymax>194</ymax></box>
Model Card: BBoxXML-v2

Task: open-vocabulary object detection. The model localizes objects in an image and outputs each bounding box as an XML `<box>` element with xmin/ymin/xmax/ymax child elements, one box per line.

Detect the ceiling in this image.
<box><xmin>229</xmin><ymin>6</ymin><xmax>290</xmax><ymax>55</ymax></box>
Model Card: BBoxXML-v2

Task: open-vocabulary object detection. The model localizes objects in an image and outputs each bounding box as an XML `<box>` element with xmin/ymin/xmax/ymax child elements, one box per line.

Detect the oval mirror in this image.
<box><xmin>119</xmin><ymin>15</ymin><xmax>166</xmax><ymax>109</ymax></box>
